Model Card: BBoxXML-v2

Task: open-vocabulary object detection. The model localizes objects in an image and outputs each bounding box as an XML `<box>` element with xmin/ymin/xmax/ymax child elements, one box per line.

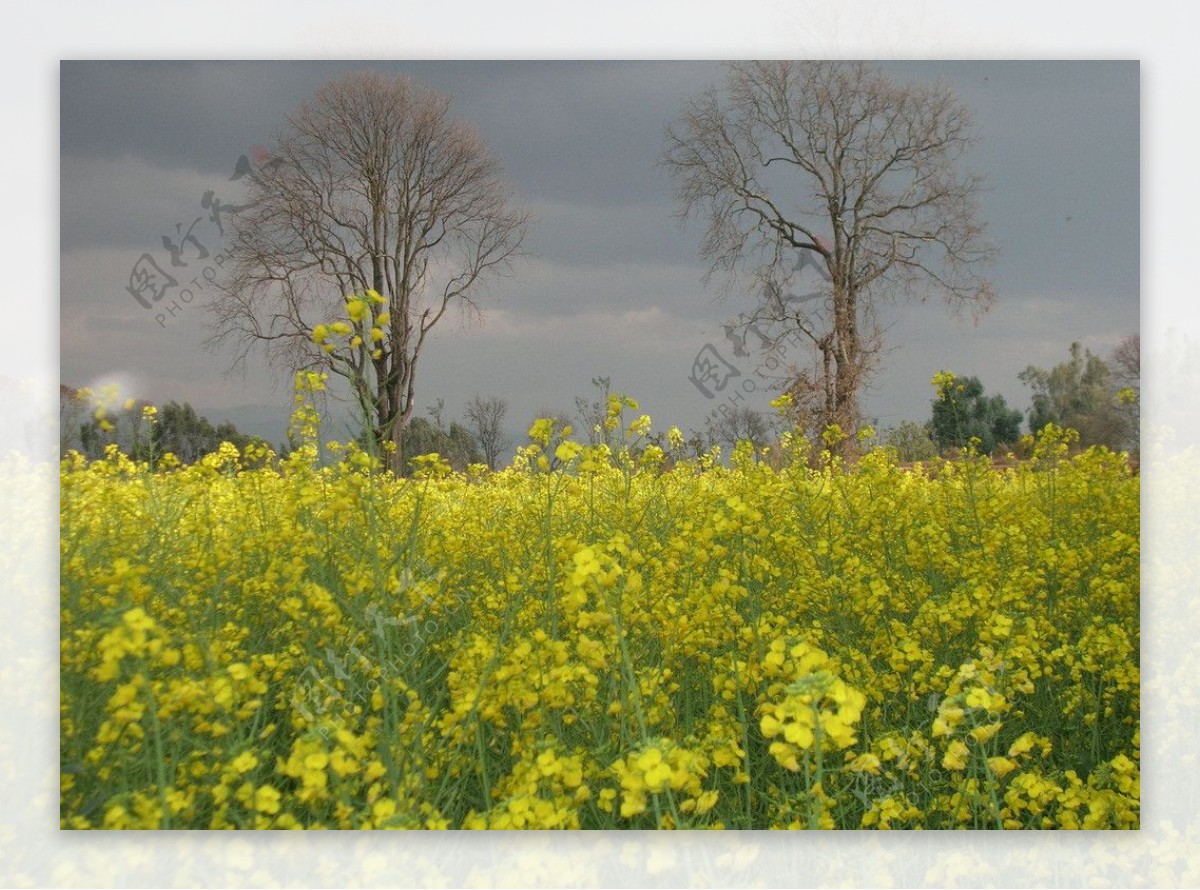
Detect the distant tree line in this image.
<box><xmin>61</xmin><ymin>388</ymin><xmax>263</xmax><ymax>464</ymax></box>
<box><xmin>885</xmin><ymin>334</ymin><xmax>1139</xmax><ymax>461</ymax></box>
<box><xmin>62</xmin><ymin>333</ymin><xmax>1138</xmax><ymax>471</ymax></box>
<box><xmin>603</xmin><ymin>334</ymin><xmax>1139</xmax><ymax>465</ymax></box>
<box><xmin>61</xmin><ymin>384</ymin><xmax>520</xmax><ymax>475</ymax></box>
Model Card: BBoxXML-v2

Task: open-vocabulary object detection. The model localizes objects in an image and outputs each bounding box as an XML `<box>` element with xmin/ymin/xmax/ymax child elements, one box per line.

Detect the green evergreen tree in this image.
<box><xmin>929</xmin><ymin>375</ymin><xmax>1022</xmax><ymax>455</ymax></box>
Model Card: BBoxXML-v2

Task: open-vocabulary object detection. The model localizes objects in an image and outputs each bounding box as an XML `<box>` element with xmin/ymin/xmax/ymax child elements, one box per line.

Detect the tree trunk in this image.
<box><xmin>390</xmin><ymin>421</ymin><xmax>405</xmax><ymax>475</ymax></box>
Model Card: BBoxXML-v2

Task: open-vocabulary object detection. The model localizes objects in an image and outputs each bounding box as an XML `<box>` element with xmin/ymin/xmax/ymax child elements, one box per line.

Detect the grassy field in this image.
<box><xmin>60</xmin><ymin>390</ymin><xmax>1139</xmax><ymax>829</ymax></box>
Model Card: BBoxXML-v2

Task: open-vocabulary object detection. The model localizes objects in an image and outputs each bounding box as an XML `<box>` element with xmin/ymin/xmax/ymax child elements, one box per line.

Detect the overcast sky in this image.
<box><xmin>60</xmin><ymin>60</ymin><xmax>1139</xmax><ymax>447</ymax></box>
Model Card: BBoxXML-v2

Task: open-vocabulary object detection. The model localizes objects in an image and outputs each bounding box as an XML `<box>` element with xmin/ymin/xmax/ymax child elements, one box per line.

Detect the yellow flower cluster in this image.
<box><xmin>759</xmin><ymin>643</ymin><xmax>866</xmax><ymax>769</ymax></box>
<box><xmin>610</xmin><ymin>739</ymin><xmax>715</xmax><ymax>821</ymax></box>
<box><xmin>60</xmin><ymin>394</ymin><xmax>1139</xmax><ymax>829</ymax></box>
<box><xmin>312</xmin><ymin>291</ymin><xmax>389</xmax><ymax>360</ymax></box>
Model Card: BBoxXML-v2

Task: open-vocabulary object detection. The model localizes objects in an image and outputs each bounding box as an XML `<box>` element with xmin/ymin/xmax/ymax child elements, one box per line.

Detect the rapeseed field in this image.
<box><xmin>60</xmin><ymin>378</ymin><xmax>1139</xmax><ymax>829</ymax></box>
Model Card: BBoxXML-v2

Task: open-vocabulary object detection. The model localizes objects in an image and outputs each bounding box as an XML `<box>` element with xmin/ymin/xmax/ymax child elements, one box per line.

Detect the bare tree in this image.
<box><xmin>208</xmin><ymin>71</ymin><xmax>529</xmax><ymax>472</ymax></box>
<box><xmin>463</xmin><ymin>394</ymin><xmax>512</xmax><ymax>470</ymax></box>
<box><xmin>704</xmin><ymin>404</ymin><xmax>773</xmax><ymax>452</ymax></box>
<box><xmin>574</xmin><ymin>376</ymin><xmax>615</xmax><ymax>448</ymax></box>
<box><xmin>663</xmin><ymin>61</ymin><xmax>995</xmax><ymax>450</ymax></box>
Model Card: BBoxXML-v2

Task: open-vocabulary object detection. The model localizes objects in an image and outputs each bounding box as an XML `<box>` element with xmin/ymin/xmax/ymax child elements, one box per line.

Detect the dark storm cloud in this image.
<box><xmin>60</xmin><ymin>61</ymin><xmax>718</xmax><ymax>261</ymax></box>
<box><xmin>447</xmin><ymin>61</ymin><xmax>724</xmax><ymax>206</ymax></box>
<box><xmin>61</xmin><ymin>61</ymin><xmax>358</xmax><ymax>173</ymax></box>
<box><xmin>58</xmin><ymin>60</ymin><xmax>718</xmax><ymax>200</ymax></box>
<box><xmin>61</xmin><ymin>60</ymin><xmax>1138</xmax><ymax>298</ymax></box>
<box><xmin>941</xmin><ymin>61</ymin><xmax>1139</xmax><ymax>302</ymax></box>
